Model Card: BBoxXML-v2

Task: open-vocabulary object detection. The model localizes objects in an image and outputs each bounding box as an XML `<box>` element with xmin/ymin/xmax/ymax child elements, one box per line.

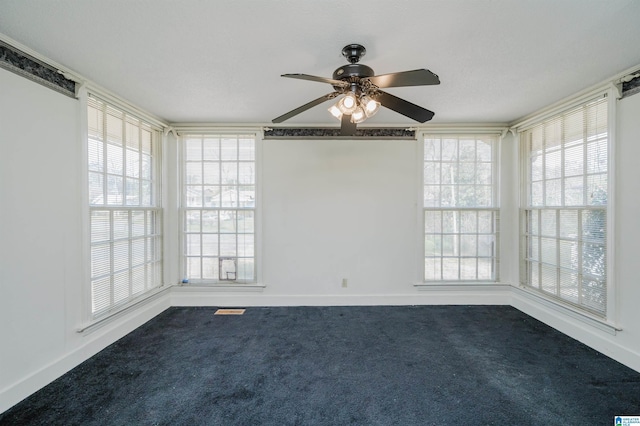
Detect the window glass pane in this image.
<box><xmin>221</xmin><ymin>162</ymin><xmax>238</xmax><ymax>185</ymax></box>
<box><xmin>203</xmin><ymin>163</ymin><xmax>220</xmax><ymax>185</ymax></box>
<box><xmin>186</xmin><ymin>234</ymin><xmax>201</xmax><ymax>256</ymax></box>
<box><xmin>203</xmin><ymin>138</ymin><xmax>219</xmax><ymax>160</ymax></box>
<box><xmin>202</xmin><ymin>234</ymin><xmax>218</xmax><ymax>256</ymax></box>
<box><xmin>424</xmin><ymin>258</ymin><xmax>440</xmax><ymax>280</ymax></box>
<box><xmin>107</xmin><ymin>144</ymin><xmax>123</xmax><ymax>175</ymax></box>
<box><xmin>202</xmin><ymin>257</ymin><xmax>218</xmax><ymax>279</ymax></box>
<box><xmin>187</xmin><ymin>257</ymin><xmax>201</xmax><ymax>279</ymax></box>
<box><xmin>237</xmin><ymin>258</ymin><xmax>255</xmax><ymax>281</ymax></box>
<box><xmin>88</xmin><ymin>139</ymin><xmax>104</xmax><ymax>172</ymax></box>
<box><xmin>238</xmin><ymin>234</ymin><xmax>254</xmax><ymax>257</ymax></box>
<box><xmin>442</xmin><ymin>258</ymin><xmax>459</xmax><ymax>280</ymax></box>
<box><xmin>106</xmin><ymin>113</ymin><xmax>123</xmax><ymax>145</ymax></box>
<box><xmin>221</xmin><ymin>138</ymin><xmax>237</xmax><ymax>160</ymax></box>
<box><xmin>186</xmin><ymin>162</ymin><xmax>202</xmax><ymax>184</ymax></box>
<box><xmin>107</xmin><ymin>175</ymin><xmax>123</xmax><ymax>204</ymax></box>
<box><xmin>238</xmin><ymin>138</ymin><xmax>255</xmax><ymax>161</ymax></box>
<box><xmin>185</xmin><ymin>138</ymin><xmax>202</xmax><ymax>161</ymax></box>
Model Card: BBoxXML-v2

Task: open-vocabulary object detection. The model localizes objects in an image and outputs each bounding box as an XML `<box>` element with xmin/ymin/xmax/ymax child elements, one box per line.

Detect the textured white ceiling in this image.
<box><xmin>1</xmin><ymin>0</ymin><xmax>640</xmax><ymax>126</ymax></box>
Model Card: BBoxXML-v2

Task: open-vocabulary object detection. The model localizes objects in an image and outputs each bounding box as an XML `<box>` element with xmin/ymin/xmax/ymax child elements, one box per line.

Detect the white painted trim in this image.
<box><xmin>511</xmin><ymin>289</ymin><xmax>640</xmax><ymax>373</ymax></box>
<box><xmin>78</xmin><ymin>286</ymin><xmax>172</xmax><ymax>334</ymax></box>
<box><xmin>510</xmin><ymin>84</ymin><xmax>613</xmax><ymax>131</ymax></box>
<box><xmin>415</xmin><ymin>125</ymin><xmax>507</xmax><ymax>134</ymax></box>
<box><xmin>511</xmin><ymin>286</ymin><xmax>618</xmax><ymax>333</ymax></box>
<box><xmin>172</xmin><ymin>126</ymin><xmax>264</xmax><ymax>134</ymax></box>
<box><xmin>86</xmin><ymin>91</ymin><xmax>167</xmax><ymax>130</ymax></box>
<box><xmin>0</xmin><ymin>294</ymin><xmax>171</xmax><ymax>414</ymax></box>
<box><xmin>415</xmin><ymin>136</ymin><xmax>426</xmax><ymax>282</ymax></box>
<box><xmin>174</xmin><ymin>283</ymin><xmax>265</xmax><ymax>292</ymax></box>
<box><xmin>606</xmin><ymin>87</ymin><xmax>617</xmax><ymax>323</ymax></box>
<box><xmin>170</xmin><ymin>286</ymin><xmax>512</xmax><ymax>307</ymax></box>
<box><xmin>77</xmin><ymin>86</ymin><xmax>93</xmax><ymax>325</ymax></box>
<box><xmin>254</xmin><ymin>131</ymin><xmax>264</xmax><ymax>286</ymax></box>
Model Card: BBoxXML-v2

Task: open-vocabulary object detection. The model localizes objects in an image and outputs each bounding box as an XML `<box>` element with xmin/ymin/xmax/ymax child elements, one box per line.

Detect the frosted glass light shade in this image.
<box><xmin>361</xmin><ymin>95</ymin><xmax>381</xmax><ymax>118</ymax></box>
<box><xmin>337</xmin><ymin>93</ymin><xmax>358</xmax><ymax>114</ymax></box>
<box><xmin>351</xmin><ymin>106</ymin><xmax>366</xmax><ymax>123</ymax></box>
<box><xmin>328</xmin><ymin>104</ymin><xmax>343</xmax><ymax>119</ymax></box>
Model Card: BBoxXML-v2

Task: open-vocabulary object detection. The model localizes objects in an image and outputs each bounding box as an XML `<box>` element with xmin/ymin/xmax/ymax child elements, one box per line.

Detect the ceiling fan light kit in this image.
<box><xmin>273</xmin><ymin>43</ymin><xmax>440</xmax><ymax>136</ymax></box>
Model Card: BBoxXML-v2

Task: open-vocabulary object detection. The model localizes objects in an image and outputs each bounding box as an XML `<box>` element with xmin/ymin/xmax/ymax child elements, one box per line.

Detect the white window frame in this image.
<box><xmin>420</xmin><ymin>131</ymin><xmax>501</xmax><ymax>284</ymax></box>
<box><xmin>86</xmin><ymin>94</ymin><xmax>164</xmax><ymax>319</ymax></box>
<box><xmin>516</xmin><ymin>88</ymin><xmax>616</xmax><ymax>320</ymax></box>
<box><xmin>178</xmin><ymin>131</ymin><xmax>261</xmax><ymax>286</ymax></box>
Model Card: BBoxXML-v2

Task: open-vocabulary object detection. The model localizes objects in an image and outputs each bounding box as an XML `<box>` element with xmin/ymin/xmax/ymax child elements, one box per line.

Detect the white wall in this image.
<box><xmin>613</xmin><ymin>92</ymin><xmax>640</xmax><ymax>362</ymax></box>
<box><xmin>264</xmin><ymin>139</ymin><xmax>419</xmax><ymax>295</ymax></box>
<box><xmin>0</xmin><ymin>68</ymin><xmax>170</xmax><ymax>413</ymax></box>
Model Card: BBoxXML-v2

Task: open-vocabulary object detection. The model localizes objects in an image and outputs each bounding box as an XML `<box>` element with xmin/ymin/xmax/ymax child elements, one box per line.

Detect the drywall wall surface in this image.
<box><xmin>0</xmin><ymin>67</ymin><xmax>81</xmax><ymax>394</ymax></box>
<box><xmin>261</xmin><ymin>138</ymin><xmax>420</xmax><ymax>296</ymax></box>
<box><xmin>611</xmin><ymin>91</ymin><xmax>640</xmax><ymax>365</ymax></box>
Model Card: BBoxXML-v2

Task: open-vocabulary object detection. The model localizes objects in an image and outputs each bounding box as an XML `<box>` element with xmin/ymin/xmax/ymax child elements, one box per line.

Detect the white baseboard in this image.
<box><xmin>511</xmin><ymin>290</ymin><xmax>640</xmax><ymax>373</ymax></box>
<box><xmin>170</xmin><ymin>285</ymin><xmax>513</xmax><ymax>307</ymax></box>
<box><xmin>0</xmin><ymin>295</ymin><xmax>171</xmax><ymax>414</ymax></box>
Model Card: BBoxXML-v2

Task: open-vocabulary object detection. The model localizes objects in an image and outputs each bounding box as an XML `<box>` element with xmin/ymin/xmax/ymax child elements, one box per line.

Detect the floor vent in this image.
<box><xmin>214</xmin><ymin>309</ymin><xmax>246</xmax><ymax>315</ymax></box>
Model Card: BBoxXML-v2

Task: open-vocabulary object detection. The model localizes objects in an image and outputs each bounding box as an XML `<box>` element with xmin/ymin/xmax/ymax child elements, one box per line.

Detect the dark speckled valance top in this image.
<box><xmin>0</xmin><ymin>40</ymin><xmax>76</xmax><ymax>98</ymax></box>
<box><xmin>264</xmin><ymin>127</ymin><xmax>416</xmax><ymax>139</ymax></box>
<box><xmin>622</xmin><ymin>72</ymin><xmax>640</xmax><ymax>99</ymax></box>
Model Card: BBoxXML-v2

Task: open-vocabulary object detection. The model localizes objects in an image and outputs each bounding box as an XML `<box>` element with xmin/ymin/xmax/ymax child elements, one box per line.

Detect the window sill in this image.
<box><xmin>78</xmin><ymin>285</ymin><xmax>171</xmax><ymax>334</ymax></box>
<box><xmin>173</xmin><ymin>282</ymin><xmax>266</xmax><ymax>292</ymax></box>
<box><xmin>415</xmin><ymin>282</ymin><xmax>510</xmax><ymax>290</ymax></box>
<box><xmin>512</xmin><ymin>285</ymin><xmax>620</xmax><ymax>335</ymax></box>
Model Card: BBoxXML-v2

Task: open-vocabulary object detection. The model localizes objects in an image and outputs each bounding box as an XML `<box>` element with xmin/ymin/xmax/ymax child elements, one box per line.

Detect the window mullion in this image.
<box><xmin>109</xmin><ymin>210</ymin><xmax>115</xmax><ymax>309</ymax></box>
<box><xmin>577</xmin><ymin>209</ymin><xmax>584</xmax><ymax>306</ymax></box>
<box><xmin>555</xmin><ymin>208</ymin><xmax>561</xmax><ymax>298</ymax></box>
<box><xmin>128</xmin><ymin>210</ymin><xmax>133</xmax><ymax>298</ymax></box>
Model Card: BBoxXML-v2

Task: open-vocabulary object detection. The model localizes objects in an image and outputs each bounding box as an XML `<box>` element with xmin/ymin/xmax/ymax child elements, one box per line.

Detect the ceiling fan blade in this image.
<box><xmin>272</xmin><ymin>92</ymin><xmax>339</xmax><ymax>123</ymax></box>
<box><xmin>365</xmin><ymin>69</ymin><xmax>440</xmax><ymax>88</ymax></box>
<box><xmin>340</xmin><ymin>114</ymin><xmax>357</xmax><ymax>136</ymax></box>
<box><xmin>282</xmin><ymin>74</ymin><xmax>349</xmax><ymax>88</ymax></box>
<box><xmin>377</xmin><ymin>90</ymin><xmax>435</xmax><ymax>123</ymax></box>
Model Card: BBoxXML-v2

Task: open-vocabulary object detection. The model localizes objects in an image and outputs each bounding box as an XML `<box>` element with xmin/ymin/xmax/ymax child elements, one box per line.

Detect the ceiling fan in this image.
<box><xmin>272</xmin><ymin>44</ymin><xmax>440</xmax><ymax>136</ymax></box>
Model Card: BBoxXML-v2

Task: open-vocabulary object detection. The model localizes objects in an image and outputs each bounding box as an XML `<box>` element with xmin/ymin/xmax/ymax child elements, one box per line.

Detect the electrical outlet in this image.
<box><xmin>342</xmin><ymin>278</ymin><xmax>348</xmax><ymax>288</ymax></box>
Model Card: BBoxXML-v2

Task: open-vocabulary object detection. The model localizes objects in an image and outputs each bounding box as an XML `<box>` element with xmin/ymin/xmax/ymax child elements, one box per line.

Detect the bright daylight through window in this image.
<box><xmin>520</xmin><ymin>97</ymin><xmax>609</xmax><ymax>316</ymax></box>
<box><xmin>181</xmin><ymin>134</ymin><xmax>256</xmax><ymax>283</ymax></box>
<box><xmin>423</xmin><ymin>134</ymin><xmax>499</xmax><ymax>281</ymax></box>
<box><xmin>87</xmin><ymin>96</ymin><xmax>163</xmax><ymax>317</ymax></box>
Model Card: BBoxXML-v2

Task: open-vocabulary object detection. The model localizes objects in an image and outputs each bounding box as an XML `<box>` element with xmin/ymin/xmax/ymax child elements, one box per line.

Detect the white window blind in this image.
<box><xmin>88</xmin><ymin>96</ymin><xmax>163</xmax><ymax>316</ymax></box>
<box><xmin>181</xmin><ymin>134</ymin><xmax>256</xmax><ymax>283</ymax></box>
<box><xmin>423</xmin><ymin>135</ymin><xmax>499</xmax><ymax>281</ymax></box>
<box><xmin>521</xmin><ymin>96</ymin><xmax>608</xmax><ymax>316</ymax></box>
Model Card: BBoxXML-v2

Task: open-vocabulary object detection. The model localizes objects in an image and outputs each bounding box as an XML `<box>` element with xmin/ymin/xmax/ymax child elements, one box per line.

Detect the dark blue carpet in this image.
<box><xmin>1</xmin><ymin>305</ymin><xmax>639</xmax><ymax>425</ymax></box>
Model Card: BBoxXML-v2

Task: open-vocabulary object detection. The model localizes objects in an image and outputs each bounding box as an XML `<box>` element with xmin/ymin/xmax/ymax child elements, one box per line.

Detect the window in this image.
<box><xmin>423</xmin><ymin>134</ymin><xmax>499</xmax><ymax>281</ymax></box>
<box><xmin>88</xmin><ymin>96</ymin><xmax>163</xmax><ymax>317</ymax></box>
<box><xmin>181</xmin><ymin>134</ymin><xmax>256</xmax><ymax>283</ymax></box>
<box><xmin>520</xmin><ymin>96</ymin><xmax>608</xmax><ymax>316</ymax></box>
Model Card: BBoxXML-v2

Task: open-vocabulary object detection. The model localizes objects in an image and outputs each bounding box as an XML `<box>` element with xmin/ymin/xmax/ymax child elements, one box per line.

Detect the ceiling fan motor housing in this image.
<box><xmin>332</xmin><ymin>63</ymin><xmax>375</xmax><ymax>82</ymax></box>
